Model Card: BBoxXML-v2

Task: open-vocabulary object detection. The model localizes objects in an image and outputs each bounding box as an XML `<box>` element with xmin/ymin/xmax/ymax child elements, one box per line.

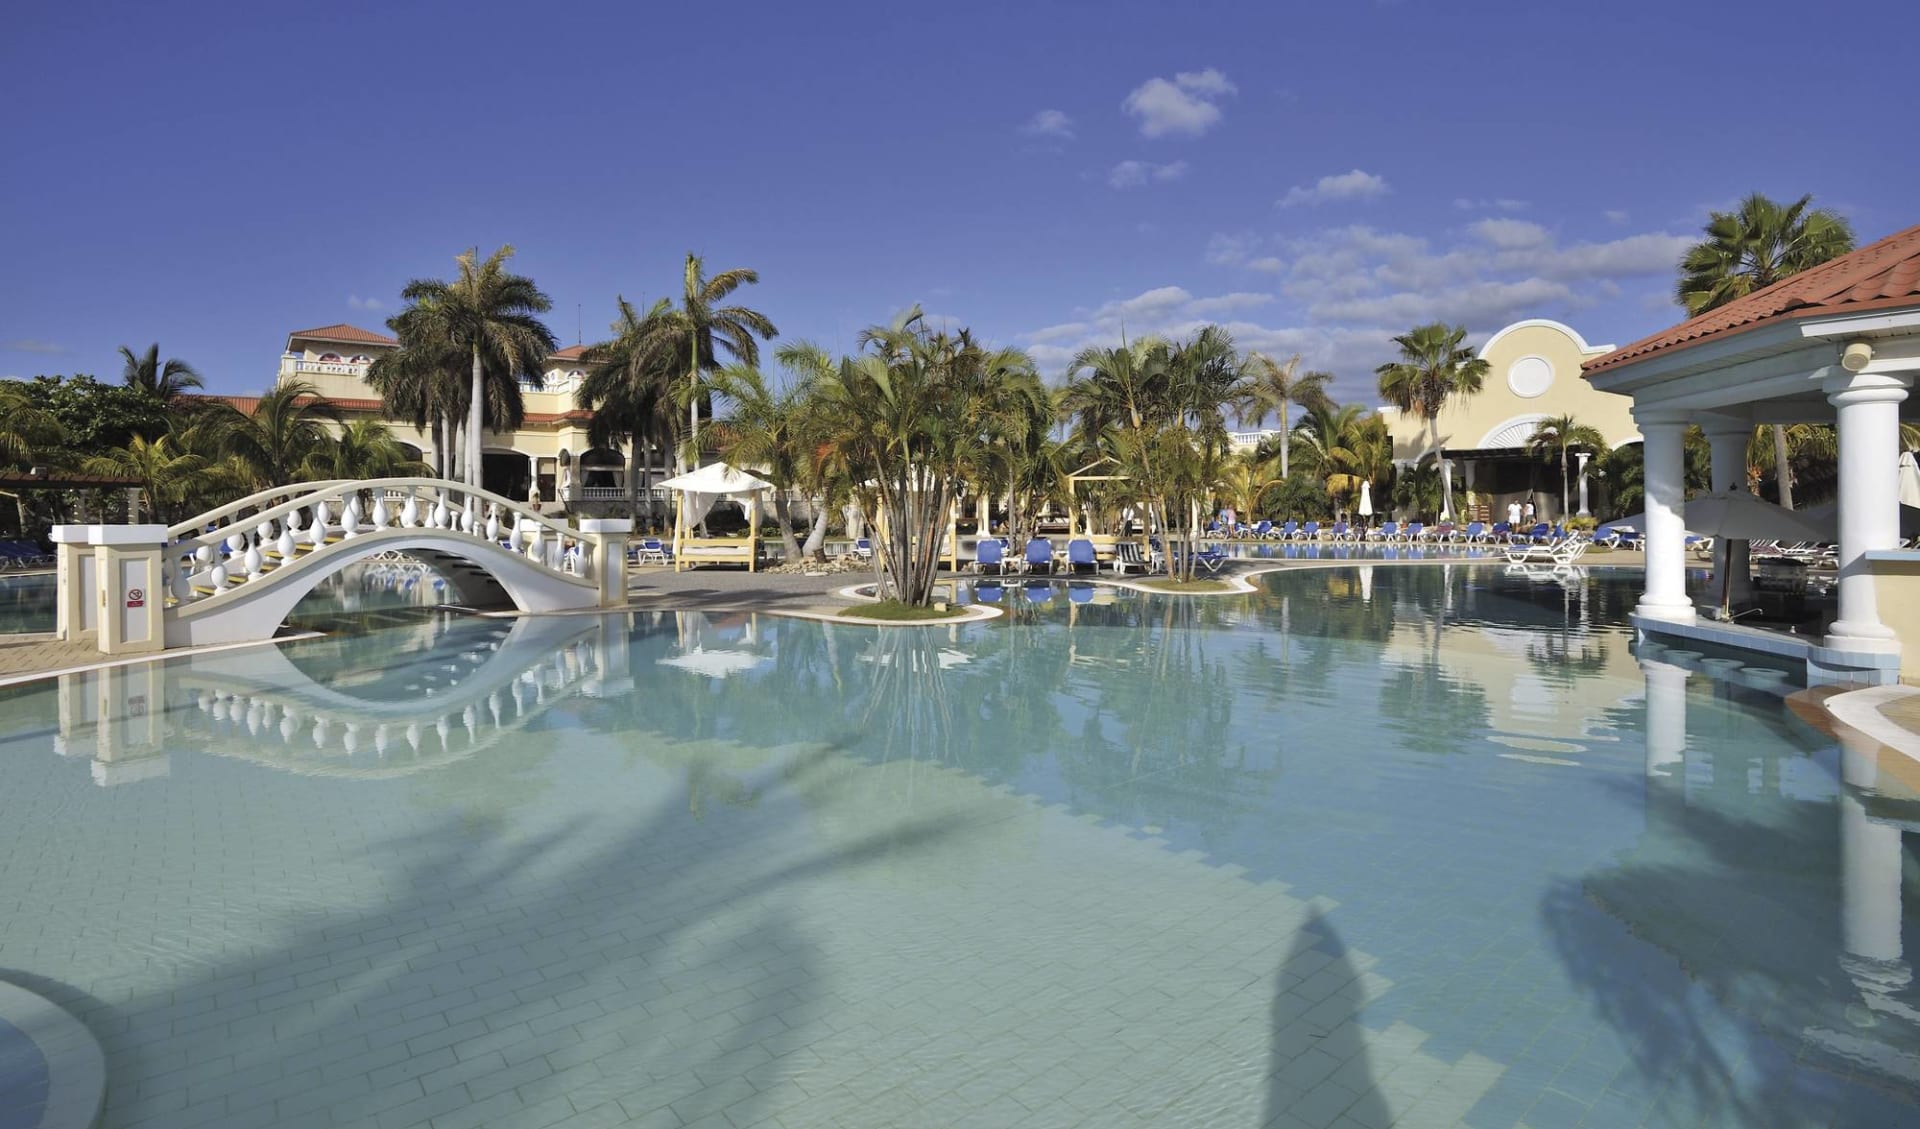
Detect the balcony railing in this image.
<box><xmin>288</xmin><ymin>360</ymin><xmax>370</xmax><ymax>377</ymax></box>
<box><xmin>561</xmin><ymin>486</ymin><xmax>673</xmax><ymax>502</ymax></box>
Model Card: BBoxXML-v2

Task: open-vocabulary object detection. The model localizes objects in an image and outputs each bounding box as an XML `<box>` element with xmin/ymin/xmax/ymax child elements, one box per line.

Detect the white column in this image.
<box><xmin>1825</xmin><ymin>373</ymin><xmax>1910</xmax><ymax>648</ymax></box>
<box><xmin>1642</xmin><ymin>659</ymin><xmax>1691</xmax><ymax>780</ymax></box>
<box><xmin>1635</xmin><ymin>411</ymin><xmax>1694</xmax><ymax>621</ymax></box>
<box><xmin>1703</xmin><ymin>417</ymin><xmax>1754</xmax><ymax>610</ymax></box>
<box><xmin>1575</xmin><ymin>452</ymin><xmax>1591</xmax><ymax>517</ymax></box>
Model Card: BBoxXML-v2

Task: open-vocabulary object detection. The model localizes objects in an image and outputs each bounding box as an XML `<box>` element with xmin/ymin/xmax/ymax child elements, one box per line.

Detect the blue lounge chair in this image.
<box><xmin>1250</xmin><ymin>520</ymin><xmax>1273</xmax><ymax>539</ymax></box>
<box><xmin>1489</xmin><ymin>521</ymin><xmax>1512</xmax><ymax>543</ymax></box>
<box><xmin>633</xmin><ymin>537</ymin><xmax>671</xmax><ymax>565</ymax></box>
<box><xmin>1330</xmin><ymin>520</ymin><xmax>1350</xmax><ymax>541</ymax></box>
<box><xmin>1024</xmin><ymin>537</ymin><xmax>1055</xmax><ymax>575</ymax></box>
<box><xmin>1066</xmin><ymin>537</ymin><xmax>1097</xmax><ymax>575</ymax></box>
<box><xmin>1298</xmin><ymin>521</ymin><xmax>1320</xmax><ymax>541</ymax></box>
<box><xmin>974</xmin><ymin>538</ymin><xmax>1005</xmax><ymax>575</ymax></box>
<box><xmin>852</xmin><ymin>537</ymin><xmax>874</xmax><ymax>561</ymax></box>
<box><xmin>1457</xmin><ymin>521</ymin><xmax>1486</xmax><ymax>543</ymax></box>
<box><xmin>1528</xmin><ymin>522</ymin><xmax>1553</xmax><ymax>544</ymax></box>
<box><xmin>1193</xmin><ymin>546</ymin><xmax>1230</xmax><ymax>574</ymax></box>
<box><xmin>1277</xmin><ymin>520</ymin><xmax>1298</xmax><ymax>540</ymax></box>
<box><xmin>1371</xmin><ymin>521</ymin><xmax>1399</xmax><ymax>542</ymax></box>
<box><xmin>1402</xmin><ymin>522</ymin><xmax>1424</xmax><ymax>543</ymax></box>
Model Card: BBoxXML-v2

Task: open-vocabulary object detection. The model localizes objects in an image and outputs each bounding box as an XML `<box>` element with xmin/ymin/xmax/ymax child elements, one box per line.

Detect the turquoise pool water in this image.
<box><xmin>0</xmin><ymin>565</ymin><xmax>1916</xmax><ymax>1128</ymax></box>
<box><xmin>0</xmin><ymin>574</ymin><xmax>54</xmax><ymax>635</ymax></box>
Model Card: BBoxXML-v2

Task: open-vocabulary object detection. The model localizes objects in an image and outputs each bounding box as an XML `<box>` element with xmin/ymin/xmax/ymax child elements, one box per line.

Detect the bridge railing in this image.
<box><xmin>165</xmin><ymin>477</ymin><xmax>604</xmax><ymax>604</ymax></box>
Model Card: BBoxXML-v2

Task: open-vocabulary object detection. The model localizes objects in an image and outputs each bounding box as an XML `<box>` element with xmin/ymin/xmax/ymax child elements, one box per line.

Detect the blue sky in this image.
<box><xmin>4</xmin><ymin>0</ymin><xmax>1917</xmax><ymax>405</ymax></box>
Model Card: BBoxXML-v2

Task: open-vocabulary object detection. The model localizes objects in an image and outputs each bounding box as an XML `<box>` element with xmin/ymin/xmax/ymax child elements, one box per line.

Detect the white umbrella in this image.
<box><xmin>1358</xmin><ymin>481</ymin><xmax>1374</xmax><ymax>518</ymax></box>
<box><xmin>659</xmin><ymin>648</ymin><xmax>766</xmax><ymax>679</ymax></box>
<box><xmin>1684</xmin><ymin>491</ymin><xmax>1834</xmax><ymax>542</ymax></box>
<box><xmin>1439</xmin><ymin>460</ymin><xmax>1453</xmax><ymax>521</ymax></box>
<box><xmin>1901</xmin><ymin>451</ymin><xmax>1920</xmax><ymax>509</ymax></box>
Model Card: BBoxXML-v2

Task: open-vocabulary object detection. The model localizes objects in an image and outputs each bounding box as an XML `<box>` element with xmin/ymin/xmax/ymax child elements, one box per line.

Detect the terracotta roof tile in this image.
<box><xmin>550</xmin><ymin>345</ymin><xmax>588</xmax><ymax>361</ymax></box>
<box><xmin>1585</xmin><ymin>223</ymin><xmax>1920</xmax><ymax>374</ymax></box>
<box><xmin>287</xmin><ymin>323</ymin><xmax>397</xmax><ymax>347</ymax></box>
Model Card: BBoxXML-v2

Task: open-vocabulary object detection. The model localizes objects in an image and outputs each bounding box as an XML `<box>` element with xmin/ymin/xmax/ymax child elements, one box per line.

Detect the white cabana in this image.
<box><xmin>1584</xmin><ymin>222</ymin><xmax>1920</xmax><ymax>684</ymax></box>
<box><xmin>656</xmin><ymin>462</ymin><xmax>774</xmax><ymax>572</ymax></box>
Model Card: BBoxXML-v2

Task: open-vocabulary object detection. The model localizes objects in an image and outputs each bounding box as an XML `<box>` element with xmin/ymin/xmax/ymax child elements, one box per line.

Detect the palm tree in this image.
<box><xmin>301</xmin><ymin>419</ymin><xmax>429</xmax><ymax>481</ymax></box>
<box><xmin>215</xmin><ymin>379</ymin><xmax>342</xmax><ymax>489</ymax></box>
<box><xmin>706</xmin><ymin>362</ymin><xmax>816</xmax><ymax>562</ymax></box>
<box><xmin>579</xmin><ymin>296</ymin><xmax>679</xmax><ymax>520</ymax></box>
<box><xmin>1241</xmin><ymin>353</ymin><xmax>1331</xmax><ymax>479</ymax></box>
<box><xmin>0</xmin><ymin>383</ymin><xmax>66</xmax><ymax>533</ymax></box>
<box><xmin>1676</xmin><ymin>192</ymin><xmax>1854</xmax><ymax>508</ymax></box>
<box><xmin>1375</xmin><ymin>323</ymin><xmax>1489</xmax><ymax>461</ymax></box>
<box><xmin>665</xmin><ymin>254</ymin><xmax>778</xmax><ymax>470</ymax></box>
<box><xmin>1526</xmin><ymin>414</ymin><xmax>1607</xmax><ymax>518</ymax></box>
<box><xmin>118</xmin><ymin>344</ymin><xmax>204</xmax><ymax>408</ymax></box>
<box><xmin>397</xmin><ymin>246</ymin><xmax>557</xmax><ymax>488</ymax></box>
<box><xmin>82</xmin><ymin>435</ymin><xmax>210</xmax><ymax>522</ymax></box>
<box><xmin>366</xmin><ymin>324</ymin><xmax>466</xmax><ymax>480</ymax></box>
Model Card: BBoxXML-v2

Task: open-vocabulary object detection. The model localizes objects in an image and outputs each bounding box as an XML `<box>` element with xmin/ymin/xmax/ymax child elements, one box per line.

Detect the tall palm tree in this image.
<box><xmin>1241</xmin><ymin>352</ymin><xmax>1331</xmax><ymax>479</ymax></box>
<box><xmin>1676</xmin><ymin>192</ymin><xmax>1855</xmax><ymax>508</ymax></box>
<box><xmin>1375</xmin><ymin>323</ymin><xmax>1488</xmax><ymax>461</ymax></box>
<box><xmin>1525</xmin><ymin>414</ymin><xmax>1607</xmax><ymax>518</ymax></box>
<box><xmin>118</xmin><ymin>344</ymin><xmax>203</xmax><ymax>407</ymax></box>
<box><xmin>215</xmin><ymin>379</ymin><xmax>342</xmax><ymax>489</ymax></box>
<box><xmin>366</xmin><ymin>324</ymin><xmax>466</xmax><ymax>480</ymax></box>
<box><xmin>665</xmin><ymin>254</ymin><xmax>778</xmax><ymax>470</ymax></box>
<box><xmin>0</xmin><ymin>383</ymin><xmax>66</xmax><ymax>533</ymax></box>
<box><xmin>579</xmin><ymin>296</ymin><xmax>679</xmax><ymax>519</ymax></box>
<box><xmin>397</xmin><ymin>246</ymin><xmax>557</xmax><ymax>488</ymax></box>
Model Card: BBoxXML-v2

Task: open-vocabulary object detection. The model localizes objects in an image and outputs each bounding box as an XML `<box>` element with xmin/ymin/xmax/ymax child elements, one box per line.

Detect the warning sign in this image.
<box><xmin>126</xmin><ymin>588</ymin><xmax>145</xmax><ymax>608</ymax></box>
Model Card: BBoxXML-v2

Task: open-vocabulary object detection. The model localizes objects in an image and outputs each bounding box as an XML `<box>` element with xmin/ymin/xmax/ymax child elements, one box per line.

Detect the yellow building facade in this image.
<box><xmin>273</xmin><ymin>324</ymin><xmax>666</xmax><ymax>511</ymax></box>
<box><xmin>1380</xmin><ymin>319</ymin><xmax>1640</xmax><ymax>522</ymax></box>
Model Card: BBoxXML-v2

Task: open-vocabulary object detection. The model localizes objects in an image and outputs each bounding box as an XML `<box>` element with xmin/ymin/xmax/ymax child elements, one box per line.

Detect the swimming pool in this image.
<box><xmin>0</xmin><ymin>565</ymin><xmax>1914</xmax><ymax>1127</ymax></box>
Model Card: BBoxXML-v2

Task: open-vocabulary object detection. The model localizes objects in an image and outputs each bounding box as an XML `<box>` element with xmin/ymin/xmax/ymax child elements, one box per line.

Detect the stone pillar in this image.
<box><xmin>1575</xmin><ymin>452</ymin><xmax>1591</xmax><ymax>517</ymax></box>
<box><xmin>1703</xmin><ymin>416</ymin><xmax>1755</xmax><ymax>611</ymax></box>
<box><xmin>53</xmin><ymin>524</ymin><xmax>166</xmax><ymax>653</ymax></box>
<box><xmin>1634</xmin><ymin>410</ymin><xmax>1694</xmax><ymax>621</ymax></box>
<box><xmin>1825</xmin><ymin>372</ymin><xmax>1911</xmax><ymax>649</ymax></box>
<box><xmin>578</xmin><ymin>518</ymin><xmax>631</xmax><ymax>607</ymax></box>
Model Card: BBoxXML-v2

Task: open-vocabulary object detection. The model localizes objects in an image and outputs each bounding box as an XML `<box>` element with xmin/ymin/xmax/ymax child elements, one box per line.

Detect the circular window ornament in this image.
<box><xmin>1507</xmin><ymin>355</ymin><xmax>1553</xmax><ymax>398</ymax></box>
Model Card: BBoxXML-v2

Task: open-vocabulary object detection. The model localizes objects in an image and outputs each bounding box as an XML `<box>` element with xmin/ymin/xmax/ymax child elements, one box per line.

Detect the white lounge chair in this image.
<box><xmin>1503</xmin><ymin>536</ymin><xmax>1589</xmax><ymax>568</ymax></box>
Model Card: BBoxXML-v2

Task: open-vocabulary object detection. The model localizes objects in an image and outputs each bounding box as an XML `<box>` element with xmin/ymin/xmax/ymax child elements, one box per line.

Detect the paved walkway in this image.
<box><xmin>0</xmin><ymin>635</ymin><xmax>111</xmax><ymax>678</ymax></box>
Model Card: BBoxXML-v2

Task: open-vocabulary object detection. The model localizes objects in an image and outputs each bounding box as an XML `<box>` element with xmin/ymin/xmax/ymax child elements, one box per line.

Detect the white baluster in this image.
<box><xmin>312</xmin><ymin>717</ymin><xmax>331</xmax><ymax>749</ymax></box>
<box><xmin>435</xmin><ymin>715</ymin><xmax>452</xmax><ymax>749</ymax></box>
<box><xmin>372</xmin><ymin>494</ymin><xmax>390</xmax><ymax>530</ymax></box>
<box><xmin>279</xmin><ymin>711</ymin><xmax>298</xmax><ymax>742</ymax></box>
<box><xmin>405</xmin><ymin>722</ymin><xmax>423</xmax><ymax>754</ymax></box>
<box><xmin>374</xmin><ymin>723</ymin><xmax>391</xmax><ymax>758</ymax></box>
<box><xmin>211</xmin><ymin>562</ymin><xmax>230</xmax><ymax>592</ymax></box>
<box><xmin>342</xmin><ymin>724</ymin><xmax>360</xmax><ymax>756</ymax></box>
<box><xmin>286</xmin><ymin>508</ymin><xmax>304</xmax><ymax>533</ymax></box>
<box><xmin>488</xmin><ymin>690</ymin><xmax>504</xmax><ymax>728</ymax></box>
<box><xmin>255</xmin><ymin>520</ymin><xmax>275</xmax><ymax>545</ymax></box>
<box><xmin>486</xmin><ymin>504</ymin><xmax>500</xmax><ymax>542</ymax></box>
<box><xmin>342</xmin><ymin>495</ymin><xmax>361</xmax><ymax>539</ymax></box>
<box><xmin>462</xmin><ymin>704</ymin><xmax>478</xmax><ymax>735</ymax></box>
<box><xmin>171</xmin><ymin>559</ymin><xmax>192</xmax><ymax>601</ymax></box>
<box><xmin>277</xmin><ymin>526</ymin><xmax>296</xmax><ymax>563</ymax></box>
<box><xmin>312</xmin><ymin>500</ymin><xmax>331</xmax><ymax>547</ymax></box>
<box><xmin>246</xmin><ymin>700</ymin><xmax>264</xmax><ymax>736</ymax></box>
<box><xmin>508</xmin><ymin>518</ymin><xmax>524</xmax><ymax>553</ymax></box>
<box><xmin>432</xmin><ymin>493</ymin><xmax>449</xmax><ymax>529</ymax></box>
<box><xmin>243</xmin><ymin>541</ymin><xmax>264</xmax><ymax>581</ymax></box>
<box><xmin>226</xmin><ymin>531</ymin><xmax>246</xmax><ymax>556</ymax></box>
<box><xmin>526</xmin><ymin>523</ymin><xmax>543</xmax><ymax>563</ymax></box>
<box><xmin>402</xmin><ymin>495</ymin><xmax>420</xmax><ymax>528</ymax></box>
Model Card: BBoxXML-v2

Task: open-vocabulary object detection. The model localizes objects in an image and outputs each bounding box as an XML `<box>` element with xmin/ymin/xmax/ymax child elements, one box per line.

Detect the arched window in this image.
<box><xmin>318</xmin><ymin>352</ymin><xmax>342</xmax><ymax>363</ymax></box>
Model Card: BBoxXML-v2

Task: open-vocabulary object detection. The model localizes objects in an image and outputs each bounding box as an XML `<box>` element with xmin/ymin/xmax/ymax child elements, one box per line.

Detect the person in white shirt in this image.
<box><xmin>1507</xmin><ymin>501</ymin><xmax>1522</xmax><ymax>528</ymax></box>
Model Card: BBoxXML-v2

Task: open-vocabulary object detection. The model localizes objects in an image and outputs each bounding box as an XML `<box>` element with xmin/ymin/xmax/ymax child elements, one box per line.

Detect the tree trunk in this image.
<box><xmin>772</xmin><ymin>491</ymin><xmax>802</xmax><ymax>563</ymax></box>
<box><xmin>467</xmin><ymin>345</ymin><xmax>484</xmax><ymax>489</ymax></box>
<box><xmin>626</xmin><ymin>433</ymin><xmax>642</xmax><ymax>522</ymax></box>
<box><xmin>685</xmin><ymin>333</ymin><xmax>700</xmax><ymax>475</ymax></box>
<box><xmin>1279</xmin><ymin>399</ymin><xmax>1290</xmax><ymax>479</ymax></box>
<box><xmin>1773</xmin><ymin>424</ymin><xmax>1794</xmax><ymax>509</ymax></box>
<box><xmin>802</xmin><ymin>500</ymin><xmax>828</xmax><ymax>560</ymax></box>
<box><xmin>1561</xmin><ymin>450</ymin><xmax>1570</xmax><ymax>519</ymax></box>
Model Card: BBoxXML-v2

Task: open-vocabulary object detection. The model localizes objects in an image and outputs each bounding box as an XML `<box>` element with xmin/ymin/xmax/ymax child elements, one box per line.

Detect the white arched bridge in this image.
<box><xmin>54</xmin><ymin>477</ymin><xmax>633</xmax><ymax>652</ymax></box>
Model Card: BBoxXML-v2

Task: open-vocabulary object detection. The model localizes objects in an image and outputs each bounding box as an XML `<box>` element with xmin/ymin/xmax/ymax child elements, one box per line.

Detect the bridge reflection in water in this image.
<box><xmin>51</xmin><ymin>611</ymin><xmax>636</xmax><ymax>785</ymax></box>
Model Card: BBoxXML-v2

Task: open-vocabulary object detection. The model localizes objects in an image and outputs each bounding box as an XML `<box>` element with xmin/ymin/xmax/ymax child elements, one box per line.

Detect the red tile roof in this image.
<box><xmin>550</xmin><ymin>345</ymin><xmax>588</xmax><ymax>361</ymax></box>
<box><xmin>1585</xmin><ymin>223</ymin><xmax>1920</xmax><ymax>374</ymax></box>
<box><xmin>287</xmin><ymin>323</ymin><xmax>397</xmax><ymax>347</ymax></box>
<box><xmin>190</xmin><ymin>392</ymin><xmax>593</xmax><ymax>425</ymax></box>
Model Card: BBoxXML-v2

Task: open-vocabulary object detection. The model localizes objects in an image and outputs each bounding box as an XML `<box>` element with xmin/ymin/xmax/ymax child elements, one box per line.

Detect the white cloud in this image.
<box><xmin>1470</xmin><ymin>218</ymin><xmax>1552</xmax><ymax>251</ymax></box>
<box><xmin>1108</xmin><ymin>159</ymin><xmax>1189</xmax><ymax>189</ymax></box>
<box><xmin>1604</xmin><ymin>209</ymin><xmax>1632</xmax><ymax>225</ymax></box>
<box><xmin>1452</xmin><ymin>197</ymin><xmax>1530</xmax><ymax>212</ymax></box>
<box><xmin>348</xmin><ymin>294</ymin><xmax>385</xmax><ymax>311</ymax></box>
<box><xmin>1021</xmin><ymin>109</ymin><xmax>1074</xmax><ymax>139</ymax></box>
<box><xmin>1205</xmin><ymin>231</ymin><xmax>1261</xmax><ymax>266</ymax></box>
<box><xmin>1122</xmin><ymin>68</ymin><xmax>1236</xmax><ymax>138</ymax></box>
<box><xmin>1277</xmin><ymin>169</ymin><xmax>1389</xmax><ymax>208</ymax></box>
<box><xmin>1308</xmin><ymin>277</ymin><xmax>1577</xmax><ymax>327</ymax></box>
<box><xmin>1</xmin><ymin>338</ymin><xmax>66</xmax><ymax>354</ymax></box>
<box><xmin>1247</xmin><ymin>256</ymin><xmax>1286</xmax><ymax>273</ymax></box>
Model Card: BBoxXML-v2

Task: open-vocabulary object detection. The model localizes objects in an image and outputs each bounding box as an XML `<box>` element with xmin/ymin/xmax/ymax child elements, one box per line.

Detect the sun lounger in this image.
<box><xmin>1112</xmin><ymin>541</ymin><xmax>1152</xmax><ymax>576</ymax></box>
<box><xmin>974</xmin><ymin>538</ymin><xmax>1005</xmax><ymax>575</ymax></box>
<box><xmin>1193</xmin><ymin>546</ymin><xmax>1230</xmax><ymax>575</ymax></box>
<box><xmin>852</xmin><ymin>537</ymin><xmax>874</xmax><ymax>561</ymax></box>
<box><xmin>1370</xmin><ymin>521</ymin><xmax>1399</xmax><ymax>542</ymax></box>
<box><xmin>1066</xmin><ymin>537</ymin><xmax>1097</xmax><ymax>575</ymax></box>
<box><xmin>1296</xmin><ymin>521</ymin><xmax>1320</xmax><ymax>541</ymax></box>
<box><xmin>1023</xmin><ymin>537</ymin><xmax>1055</xmax><ymax>575</ymax></box>
<box><xmin>1503</xmin><ymin>536</ymin><xmax>1590</xmax><ymax>567</ymax></box>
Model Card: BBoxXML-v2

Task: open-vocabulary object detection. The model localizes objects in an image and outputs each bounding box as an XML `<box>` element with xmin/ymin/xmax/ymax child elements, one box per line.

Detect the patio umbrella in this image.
<box><xmin>1358</xmin><ymin>481</ymin><xmax>1374</xmax><ymax>519</ymax></box>
<box><xmin>1684</xmin><ymin>491</ymin><xmax>1834</xmax><ymax>620</ymax></box>
<box><xmin>1439</xmin><ymin>459</ymin><xmax>1453</xmax><ymax>521</ymax></box>
<box><xmin>1902</xmin><ymin>451</ymin><xmax>1920</xmax><ymax>509</ymax></box>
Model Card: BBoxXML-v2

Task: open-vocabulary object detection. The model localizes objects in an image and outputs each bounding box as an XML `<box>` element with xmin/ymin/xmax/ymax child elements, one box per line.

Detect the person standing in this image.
<box><xmin>1507</xmin><ymin>500</ymin><xmax>1522</xmax><ymax>528</ymax></box>
<box><xmin>1523</xmin><ymin>500</ymin><xmax>1536</xmax><ymax>528</ymax></box>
